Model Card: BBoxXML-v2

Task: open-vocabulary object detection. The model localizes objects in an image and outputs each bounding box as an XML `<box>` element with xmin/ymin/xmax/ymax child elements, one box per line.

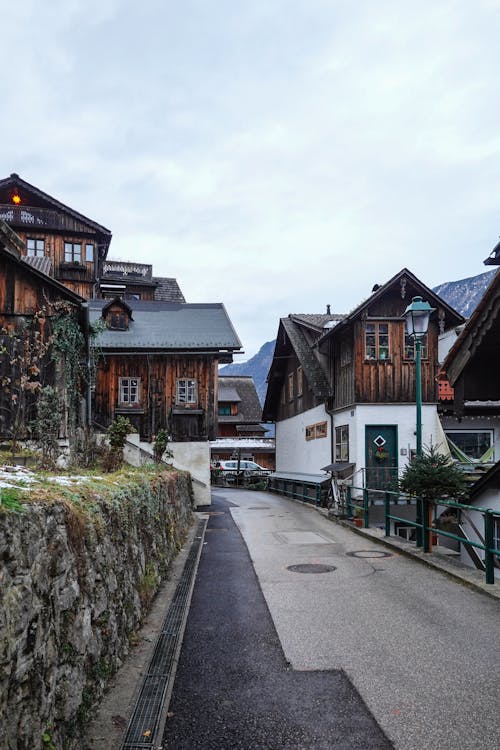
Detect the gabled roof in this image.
<box><xmin>319</xmin><ymin>268</ymin><xmax>464</xmax><ymax>343</ymax></box>
<box><xmin>24</xmin><ymin>255</ymin><xmax>53</xmax><ymax>276</ymax></box>
<box><xmin>262</xmin><ymin>315</ymin><xmax>331</xmax><ymax>420</ymax></box>
<box><xmin>443</xmin><ymin>269</ymin><xmax>500</xmax><ymax>386</ymax></box>
<box><xmin>218</xmin><ymin>376</ymin><xmax>262</xmax><ymax>422</ymax></box>
<box><xmin>0</xmin><ymin>173</ymin><xmax>112</xmax><ymax>241</ymax></box>
<box><xmin>89</xmin><ymin>299</ymin><xmax>241</xmax><ymax>353</ymax></box>
<box><xmin>289</xmin><ymin>313</ymin><xmax>346</xmax><ymax>331</ymax></box>
<box><xmin>102</xmin><ymin>297</ymin><xmax>134</xmax><ymax>318</ymax></box>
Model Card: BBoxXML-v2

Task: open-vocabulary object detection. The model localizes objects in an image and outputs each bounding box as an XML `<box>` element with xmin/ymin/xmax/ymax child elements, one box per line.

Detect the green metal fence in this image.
<box><xmin>345</xmin><ymin>485</ymin><xmax>500</xmax><ymax>585</ymax></box>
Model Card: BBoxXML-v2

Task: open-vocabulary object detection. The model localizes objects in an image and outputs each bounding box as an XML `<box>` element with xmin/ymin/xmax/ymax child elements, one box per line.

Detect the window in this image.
<box><xmin>288</xmin><ymin>372</ymin><xmax>294</xmax><ymax>401</ymax></box>
<box><xmin>404</xmin><ymin>332</ymin><xmax>428</xmax><ymax>360</ymax></box>
<box><xmin>85</xmin><ymin>243</ymin><xmax>94</xmax><ymax>262</ymax></box>
<box><xmin>305</xmin><ymin>421</ymin><xmax>328</xmax><ymax>440</ymax></box>
<box><xmin>365</xmin><ymin>322</ymin><xmax>389</xmax><ymax>360</ymax></box>
<box><xmin>26</xmin><ymin>238</ymin><xmax>44</xmax><ymax>257</ymax></box>
<box><xmin>445</xmin><ymin>430</ymin><xmax>494</xmax><ymax>462</ymax></box>
<box><xmin>119</xmin><ymin>377</ymin><xmax>140</xmax><ymax>405</ymax></box>
<box><xmin>315</xmin><ymin>421</ymin><xmax>327</xmax><ymax>439</ymax></box>
<box><xmin>176</xmin><ymin>378</ymin><xmax>197</xmax><ymax>404</ymax></box>
<box><xmin>218</xmin><ymin>404</ymin><xmax>231</xmax><ymax>416</ymax></box>
<box><xmin>64</xmin><ymin>242</ymin><xmax>82</xmax><ymax>263</ymax></box>
<box><xmin>108</xmin><ymin>313</ymin><xmax>127</xmax><ymax>330</ymax></box>
<box><xmin>297</xmin><ymin>366</ymin><xmax>303</xmax><ymax>396</ymax></box>
<box><xmin>335</xmin><ymin>425</ymin><xmax>349</xmax><ymax>461</ymax></box>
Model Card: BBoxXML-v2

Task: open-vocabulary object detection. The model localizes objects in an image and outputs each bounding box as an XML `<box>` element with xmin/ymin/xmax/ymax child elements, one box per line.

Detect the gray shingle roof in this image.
<box><xmin>217</xmin><ymin>376</ymin><xmax>263</xmax><ymax>422</ymax></box>
<box><xmin>153</xmin><ymin>276</ymin><xmax>186</xmax><ymax>302</ymax></box>
<box><xmin>89</xmin><ymin>300</ymin><xmax>241</xmax><ymax>350</ymax></box>
<box><xmin>23</xmin><ymin>256</ymin><xmax>53</xmax><ymax>276</ymax></box>
<box><xmin>218</xmin><ymin>386</ymin><xmax>241</xmax><ymax>402</ymax></box>
<box><xmin>281</xmin><ymin>317</ymin><xmax>331</xmax><ymax>398</ymax></box>
<box><xmin>290</xmin><ymin>313</ymin><xmax>345</xmax><ymax>330</ymax></box>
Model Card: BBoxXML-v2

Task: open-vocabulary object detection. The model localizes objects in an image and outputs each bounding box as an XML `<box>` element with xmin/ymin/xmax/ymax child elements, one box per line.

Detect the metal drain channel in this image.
<box><xmin>120</xmin><ymin>519</ymin><xmax>207</xmax><ymax>749</ymax></box>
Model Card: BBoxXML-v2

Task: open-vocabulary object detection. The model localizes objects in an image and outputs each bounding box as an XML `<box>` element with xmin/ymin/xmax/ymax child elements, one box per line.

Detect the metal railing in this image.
<box><xmin>342</xmin><ymin>485</ymin><xmax>500</xmax><ymax>585</ymax></box>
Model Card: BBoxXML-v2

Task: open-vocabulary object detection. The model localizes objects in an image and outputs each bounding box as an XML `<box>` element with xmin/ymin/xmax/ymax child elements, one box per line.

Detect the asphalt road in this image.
<box><xmin>162</xmin><ymin>493</ymin><xmax>392</xmax><ymax>749</ymax></box>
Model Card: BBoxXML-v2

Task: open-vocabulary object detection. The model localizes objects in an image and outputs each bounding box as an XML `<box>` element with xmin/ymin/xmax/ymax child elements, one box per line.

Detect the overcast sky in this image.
<box><xmin>3</xmin><ymin>1</ymin><xmax>500</xmax><ymax>359</ymax></box>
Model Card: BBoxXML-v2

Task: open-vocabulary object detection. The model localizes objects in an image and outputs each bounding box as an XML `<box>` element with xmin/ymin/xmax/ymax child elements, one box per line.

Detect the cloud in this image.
<box><xmin>2</xmin><ymin>0</ymin><xmax>500</xmax><ymax>357</ymax></box>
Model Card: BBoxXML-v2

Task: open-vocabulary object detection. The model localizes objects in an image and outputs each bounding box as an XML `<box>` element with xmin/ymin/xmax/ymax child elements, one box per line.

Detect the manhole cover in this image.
<box><xmin>346</xmin><ymin>550</ymin><xmax>393</xmax><ymax>559</ymax></box>
<box><xmin>287</xmin><ymin>563</ymin><xmax>336</xmax><ymax>574</ymax></box>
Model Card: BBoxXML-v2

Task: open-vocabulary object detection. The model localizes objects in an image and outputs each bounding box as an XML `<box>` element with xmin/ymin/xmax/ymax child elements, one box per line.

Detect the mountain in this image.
<box><xmin>432</xmin><ymin>268</ymin><xmax>496</xmax><ymax>318</ymax></box>
<box><xmin>221</xmin><ymin>268</ymin><xmax>497</xmax><ymax>407</ymax></box>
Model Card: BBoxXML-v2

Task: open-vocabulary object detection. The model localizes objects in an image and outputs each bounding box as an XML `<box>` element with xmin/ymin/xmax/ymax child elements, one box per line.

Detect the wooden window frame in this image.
<box><xmin>297</xmin><ymin>366</ymin><xmax>303</xmax><ymax>396</ymax></box>
<box><xmin>288</xmin><ymin>372</ymin><xmax>294</xmax><ymax>402</ymax></box>
<box><xmin>26</xmin><ymin>238</ymin><xmax>44</xmax><ymax>257</ymax></box>
<box><xmin>403</xmin><ymin>331</ymin><xmax>428</xmax><ymax>360</ymax></box>
<box><xmin>305</xmin><ymin>421</ymin><xmax>328</xmax><ymax>440</ymax></box>
<box><xmin>364</xmin><ymin>322</ymin><xmax>390</xmax><ymax>361</ymax></box>
<box><xmin>176</xmin><ymin>378</ymin><xmax>197</xmax><ymax>405</ymax></box>
<box><xmin>335</xmin><ymin>424</ymin><xmax>349</xmax><ymax>461</ymax></box>
<box><xmin>64</xmin><ymin>241</ymin><xmax>82</xmax><ymax>263</ymax></box>
<box><xmin>119</xmin><ymin>377</ymin><xmax>140</xmax><ymax>405</ymax></box>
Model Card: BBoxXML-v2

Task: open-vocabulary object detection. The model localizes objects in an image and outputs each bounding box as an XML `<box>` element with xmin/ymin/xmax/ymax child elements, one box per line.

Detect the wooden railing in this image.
<box><xmin>0</xmin><ymin>204</ymin><xmax>92</xmax><ymax>233</ymax></box>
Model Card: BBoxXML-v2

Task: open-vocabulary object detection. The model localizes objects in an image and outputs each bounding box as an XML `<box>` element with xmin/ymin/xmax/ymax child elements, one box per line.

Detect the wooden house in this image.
<box><xmin>210</xmin><ymin>375</ymin><xmax>275</xmax><ymax>469</ymax></box>
<box><xmin>90</xmin><ymin>298</ymin><xmax>241</xmax><ymax>442</ymax></box>
<box><xmin>263</xmin><ymin>269</ymin><xmax>463</xmax><ymax>493</ymax></box>
<box><xmin>0</xmin><ymin>220</ymin><xmax>86</xmax><ymax>441</ymax></box>
<box><xmin>0</xmin><ymin>173</ymin><xmax>112</xmax><ymax>299</ymax></box>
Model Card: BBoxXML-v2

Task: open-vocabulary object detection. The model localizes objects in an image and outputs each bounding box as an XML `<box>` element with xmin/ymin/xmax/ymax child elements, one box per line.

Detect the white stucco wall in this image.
<box><xmin>275</xmin><ymin>404</ymin><xmax>331</xmax><ymax>474</ymax></box>
<box><xmin>124</xmin><ymin>433</ymin><xmax>210</xmax><ymax>507</ymax></box>
<box><xmin>171</xmin><ymin>441</ymin><xmax>211</xmax><ymax>507</ymax></box>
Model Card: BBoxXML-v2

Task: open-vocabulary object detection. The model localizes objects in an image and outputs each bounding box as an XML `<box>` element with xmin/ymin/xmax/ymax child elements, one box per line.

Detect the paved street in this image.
<box><xmin>164</xmin><ymin>489</ymin><xmax>500</xmax><ymax>749</ymax></box>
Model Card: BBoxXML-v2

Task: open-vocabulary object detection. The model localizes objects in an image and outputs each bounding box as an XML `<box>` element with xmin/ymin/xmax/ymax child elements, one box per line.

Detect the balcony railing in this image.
<box><xmin>0</xmin><ymin>204</ymin><xmax>92</xmax><ymax>234</ymax></box>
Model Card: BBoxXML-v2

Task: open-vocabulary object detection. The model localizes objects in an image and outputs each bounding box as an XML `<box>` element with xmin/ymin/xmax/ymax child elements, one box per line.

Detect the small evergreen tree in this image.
<box><xmin>153</xmin><ymin>429</ymin><xmax>173</xmax><ymax>463</ymax></box>
<box><xmin>32</xmin><ymin>386</ymin><xmax>62</xmax><ymax>468</ymax></box>
<box><xmin>103</xmin><ymin>416</ymin><xmax>134</xmax><ymax>471</ymax></box>
<box><xmin>398</xmin><ymin>444</ymin><xmax>469</xmax><ymax>501</ymax></box>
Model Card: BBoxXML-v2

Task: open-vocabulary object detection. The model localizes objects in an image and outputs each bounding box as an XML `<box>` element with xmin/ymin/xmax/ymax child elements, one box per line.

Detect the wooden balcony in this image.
<box><xmin>0</xmin><ymin>204</ymin><xmax>92</xmax><ymax>234</ymax></box>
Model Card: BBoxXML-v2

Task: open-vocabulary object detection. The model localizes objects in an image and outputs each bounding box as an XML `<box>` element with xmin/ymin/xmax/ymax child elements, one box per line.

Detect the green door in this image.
<box><xmin>365</xmin><ymin>425</ymin><xmax>398</xmax><ymax>494</ymax></box>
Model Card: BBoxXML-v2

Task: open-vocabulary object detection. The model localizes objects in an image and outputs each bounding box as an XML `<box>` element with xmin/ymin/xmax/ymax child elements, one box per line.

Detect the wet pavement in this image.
<box><xmin>162</xmin><ymin>494</ymin><xmax>392</xmax><ymax>749</ymax></box>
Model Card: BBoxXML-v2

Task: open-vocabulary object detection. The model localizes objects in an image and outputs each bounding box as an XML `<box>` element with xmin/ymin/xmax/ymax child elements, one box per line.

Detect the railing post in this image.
<box><xmin>423</xmin><ymin>499</ymin><xmax>430</xmax><ymax>553</ymax></box>
<box><xmin>415</xmin><ymin>497</ymin><xmax>423</xmax><ymax>547</ymax></box>
<box><xmin>384</xmin><ymin>492</ymin><xmax>391</xmax><ymax>537</ymax></box>
<box><xmin>363</xmin><ymin>488</ymin><xmax>369</xmax><ymax>528</ymax></box>
<box><xmin>346</xmin><ymin>486</ymin><xmax>352</xmax><ymax>518</ymax></box>
<box><xmin>484</xmin><ymin>510</ymin><xmax>495</xmax><ymax>585</ymax></box>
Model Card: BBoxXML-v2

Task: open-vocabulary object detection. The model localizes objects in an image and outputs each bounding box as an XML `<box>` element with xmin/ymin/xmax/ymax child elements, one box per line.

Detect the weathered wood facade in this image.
<box><xmin>93</xmin><ymin>353</ymin><xmax>218</xmax><ymax>441</ymax></box>
<box><xmin>0</xmin><ymin>222</ymin><xmax>86</xmax><ymax>440</ymax></box>
<box><xmin>0</xmin><ymin>173</ymin><xmax>112</xmax><ymax>299</ymax></box>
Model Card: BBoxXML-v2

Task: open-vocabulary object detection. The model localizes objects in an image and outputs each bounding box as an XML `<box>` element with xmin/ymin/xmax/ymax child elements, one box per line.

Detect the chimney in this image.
<box><xmin>326</xmin><ymin>304</ymin><xmax>331</xmax><ymax>315</ymax></box>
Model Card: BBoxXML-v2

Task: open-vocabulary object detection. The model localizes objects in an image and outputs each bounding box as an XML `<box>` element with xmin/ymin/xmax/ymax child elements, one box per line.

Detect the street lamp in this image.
<box><xmin>402</xmin><ymin>296</ymin><xmax>435</xmax><ymax>551</ymax></box>
<box><xmin>402</xmin><ymin>296</ymin><xmax>435</xmax><ymax>456</ymax></box>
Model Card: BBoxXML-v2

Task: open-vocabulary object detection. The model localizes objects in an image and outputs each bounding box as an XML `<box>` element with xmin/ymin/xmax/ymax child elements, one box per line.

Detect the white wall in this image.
<box><xmin>275</xmin><ymin>404</ymin><xmax>331</xmax><ymax>474</ymax></box>
<box><xmin>459</xmin><ymin>490</ymin><xmax>500</xmax><ymax>579</ymax></box>
<box><xmin>333</xmin><ymin>403</ymin><xmax>442</xmax><ymax>478</ymax></box>
<box><xmin>170</xmin><ymin>441</ymin><xmax>211</xmax><ymax>507</ymax></box>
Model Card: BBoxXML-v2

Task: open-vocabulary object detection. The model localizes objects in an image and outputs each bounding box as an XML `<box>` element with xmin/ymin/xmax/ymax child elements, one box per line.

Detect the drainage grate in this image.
<box><xmin>120</xmin><ymin>519</ymin><xmax>206</xmax><ymax>749</ymax></box>
<box><xmin>346</xmin><ymin>550</ymin><xmax>393</xmax><ymax>559</ymax></box>
<box><xmin>287</xmin><ymin>563</ymin><xmax>336</xmax><ymax>574</ymax></box>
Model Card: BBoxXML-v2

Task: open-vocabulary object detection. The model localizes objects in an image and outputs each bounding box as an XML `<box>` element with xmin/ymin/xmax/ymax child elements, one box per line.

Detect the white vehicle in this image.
<box><xmin>215</xmin><ymin>460</ymin><xmax>271</xmax><ymax>476</ymax></box>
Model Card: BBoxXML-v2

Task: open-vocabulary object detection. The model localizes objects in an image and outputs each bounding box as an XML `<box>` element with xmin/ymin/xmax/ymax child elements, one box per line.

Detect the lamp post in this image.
<box><xmin>402</xmin><ymin>296</ymin><xmax>434</xmax><ymax>549</ymax></box>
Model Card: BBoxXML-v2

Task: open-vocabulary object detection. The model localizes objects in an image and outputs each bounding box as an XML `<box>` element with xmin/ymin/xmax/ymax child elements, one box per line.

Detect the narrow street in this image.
<box><xmin>163</xmin><ymin>489</ymin><xmax>500</xmax><ymax>750</ymax></box>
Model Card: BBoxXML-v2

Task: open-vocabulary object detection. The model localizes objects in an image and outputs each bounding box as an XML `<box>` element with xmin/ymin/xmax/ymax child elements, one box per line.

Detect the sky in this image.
<box><xmin>3</xmin><ymin>0</ymin><xmax>500</xmax><ymax>360</ymax></box>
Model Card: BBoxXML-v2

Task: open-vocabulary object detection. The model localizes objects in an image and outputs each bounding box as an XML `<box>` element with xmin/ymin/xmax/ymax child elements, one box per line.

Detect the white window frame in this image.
<box><xmin>176</xmin><ymin>378</ymin><xmax>197</xmax><ymax>405</ymax></box>
<box><xmin>335</xmin><ymin>425</ymin><xmax>349</xmax><ymax>461</ymax></box>
<box><xmin>119</xmin><ymin>377</ymin><xmax>140</xmax><ymax>405</ymax></box>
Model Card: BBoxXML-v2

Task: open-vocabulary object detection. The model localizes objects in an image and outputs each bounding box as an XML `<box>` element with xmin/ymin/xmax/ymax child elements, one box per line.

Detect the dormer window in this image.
<box><xmin>102</xmin><ymin>298</ymin><xmax>133</xmax><ymax>331</ymax></box>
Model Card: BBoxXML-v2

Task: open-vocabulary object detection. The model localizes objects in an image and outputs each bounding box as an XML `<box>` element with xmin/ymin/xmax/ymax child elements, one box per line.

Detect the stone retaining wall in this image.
<box><xmin>0</xmin><ymin>470</ymin><xmax>194</xmax><ymax>750</ymax></box>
